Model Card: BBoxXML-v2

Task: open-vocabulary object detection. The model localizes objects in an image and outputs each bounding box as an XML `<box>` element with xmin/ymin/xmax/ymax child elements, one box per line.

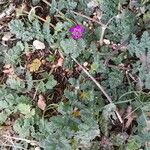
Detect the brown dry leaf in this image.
<box><xmin>33</xmin><ymin>40</ymin><xmax>45</xmax><ymax>49</ymax></box>
<box><xmin>125</xmin><ymin>106</ymin><xmax>136</xmax><ymax>129</ymax></box>
<box><xmin>56</xmin><ymin>57</ymin><xmax>64</xmax><ymax>67</ymax></box>
<box><xmin>3</xmin><ymin>64</ymin><xmax>14</xmax><ymax>75</ymax></box>
<box><xmin>37</xmin><ymin>95</ymin><xmax>46</xmax><ymax>111</ymax></box>
<box><xmin>28</xmin><ymin>59</ymin><xmax>42</xmax><ymax>72</ymax></box>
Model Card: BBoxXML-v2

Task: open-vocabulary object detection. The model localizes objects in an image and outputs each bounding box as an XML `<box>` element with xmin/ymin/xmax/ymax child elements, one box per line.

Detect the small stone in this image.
<box><xmin>33</xmin><ymin>40</ymin><xmax>45</xmax><ymax>49</ymax></box>
<box><xmin>83</xmin><ymin>62</ymin><xmax>88</xmax><ymax>67</ymax></box>
<box><xmin>103</xmin><ymin>39</ymin><xmax>111</xmax><ymax>45</ymax></box>
<box><xmin>35</xmin><ymin>147</ymin><xmax>41</xmax><ymax>150</ymax></box>
<box><xmin>2</xmin><ymin>32</ymin><xmax>12</xmax><ymax>41</ymax></box>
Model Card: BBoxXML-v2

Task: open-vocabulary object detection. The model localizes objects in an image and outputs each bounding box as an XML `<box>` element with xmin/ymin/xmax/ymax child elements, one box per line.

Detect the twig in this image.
<box><xmin>71</xmin><ymin>10</ymin><xmax>103</xmax><ymax>26</ymax></box>
<box><xmin>3</xmin><ymin>135</ymin><xmax>39</xmax><ymax>145</ymax></box>
<box><xmin>71</xmin><ymin>56</ymin><xmax>112</xmax><ymax>103</ymax></box>
<box><xmin>23</xmin><ymin>10</ymin><xmax>55</xmax><ymax>28</ymax></box>
<box><xmin>0</xmin><ymin>3</ymin><xmax>15</xmax><ymax>21</ymax></box>
<box><xmin>99</xmin><ymin>26</ymin><xmax>106</xmax><ymax>46</ymax></box>
<box><xmin>0</xmin><ymin>143</ymin><xmax>26</xmax><ymax>150</ymax></box>
<box><xmin>71</xmin><ymin>56</ymin><xmax>123</xmax><ymax>123</ymax></box>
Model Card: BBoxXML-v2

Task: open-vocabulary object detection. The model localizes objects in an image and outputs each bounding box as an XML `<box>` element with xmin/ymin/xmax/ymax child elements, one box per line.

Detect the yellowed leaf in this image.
<box><xmin>72</xmin><ymin>108</ymin><xmax>81</xmax><ymax>117</ymax></box>
<box><xmin>28</xmin><ymin>59</ymin><xmax>41</xmax><ymax>72</ymax></box>
<box><xmin>37</xmin><ymin>95</ymin><xmax>46</xmax><ymax>111</ymax></box>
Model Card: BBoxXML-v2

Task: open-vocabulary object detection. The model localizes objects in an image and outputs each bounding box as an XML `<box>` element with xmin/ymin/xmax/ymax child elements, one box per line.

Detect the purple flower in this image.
<box><xmin>69</xmin><ymin>24</ymin><xmax>85</xmax><ymax>40</ymax></box>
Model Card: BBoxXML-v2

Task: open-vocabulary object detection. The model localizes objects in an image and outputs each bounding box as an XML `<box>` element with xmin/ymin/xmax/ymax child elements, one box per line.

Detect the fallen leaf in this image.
<box><xmin>33</xmin><ymin>40</ymin><xmax>45</xmax><ymax>49</ymax></box>
<box><xmin>56</xmin><ymin>57</ymin><xmax>64</xmax><ymax>67</ymax></box>
<box><xmin>3</xmin><ymin>68</ymin><xmax>14</xmax><ymax>74</ymax></box>
<box><xmin>124</xmin><ymin>106</ymin><xmax>136</xmax><ymax>129</ymax></box>
<box><xmin>28</xmin><ymin>59</ymin><xmax>42</xmax><ymax>72</ymax></box>
<box><xmin>37</xmin><ymin>95</ymin><xmax>46</xmax><ymax>110</ymax></box>
<box><xmin>3</xmin><ymin>64</ymin><xmax>14</xmax><ymax>75</ymax></box>
<box><xmin>72</xmin><ymin>108</ymin><xmax>80</xmax><ymax>117</ymax></box>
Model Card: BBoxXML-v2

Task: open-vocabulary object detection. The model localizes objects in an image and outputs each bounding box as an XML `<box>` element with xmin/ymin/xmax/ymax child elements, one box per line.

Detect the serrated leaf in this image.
<box><xmin>32</xmin><ymin>19</ymin><xmax>44</xmax><ymax>40</ymax></box>
<box><xmin>6</xmin><ymin>77</ymin><xmax>25</xmax><ymax>92</ymax></box>
<box><xmin>5</xmin><ymin>41</ymin><xmax>24</xmax><ymax>65</ymax></box>
<box><xmin>13</xmin><ymin>118</ymin><xmax>31</xmax><ymax>138</ymax></box>
<box><xmin>37</xmin><ymin>81</ymin><xmax>46</xmax><ymax>93</ymax></box>
<box><xmin>43</xmin><ymin>19</ymin><xmax>53</xmax><ymax>45</ymax></box>
<box><xmin>50</xmin><ymin>0</ymin><xmax>57</xmax><ymax>14</ymax></box>
<box><xmin>102</xmin><ymin>103</ymin><xmax>116</xmax><ymax>121</ymax></box>
<box><xmin>0</xmin><ymin>111</ymin><xmax>9</xmax><ymax>124</ymax></box>
<box><xmin>45</xmin><ymin>75</ymin><xmax>57</xmax><ymax>90</ymax></box>
<box><xmin>108</xmin><ymin>70</ymin><xmax>123</xmax><ymax>89</ymax></box>
<box><xmin>127</xmin><ymin>138</ymin><xmax>141</xmax><ymax>150</ymax></box>
<box><xmin>17</xmin><ymin>103</ymin><xmax>35</xmax><ymax>117</ymax></box>
<box><xmin>25</xmin><ymin>71</ymin><xmax>33</xmax><ymax>91</ymax></box>
<box><xmin>60</xmin><ymin>39</ymin><xmax>84</xmax><ymax>58</ymax></box>
<box><xmin>9</xmin><ymin>20</ymin><xmax>34</xmax><ymax>41</ymax></box>
<box><xmin>55</xmin><ymin>22</ymin><xmax>63</xmax><ymax>31</ymax></box>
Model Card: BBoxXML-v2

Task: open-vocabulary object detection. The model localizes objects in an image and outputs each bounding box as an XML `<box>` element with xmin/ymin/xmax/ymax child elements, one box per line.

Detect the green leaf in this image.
<box><xmin>37</xmin><ymin>81</ymin><xmax>46</xmax><ymax>93</ymax></box>
<box><xmin>6</xmin><ymin>77</ymin><xmax>25</xmax><ymax>92</ymax></box>
<box><xmin>55</xmin><ymin>22</ymin><xmax>63</xmax><ymax>32</ymax></box>
<box><xmin>32</xmin><ymin>19</ymin><xmax>44</xmax><ymax>40</ymax></box>
<box><xmin>45</xmin><ymin>75</ymin><xmax>57</xmax><ymax>90</ymax></box>
<box><xmin>41</xmin><ymin>134</ymin><xmax>72</xmax><ymax>150</ymax></box>
<box><xmin>108</xmin><ymin>70</ymin><xmax>123</xmax><ymax>89</ymax></box>
<box><xmin>102</xmin><ymin>103</ymin><xmax>116</xmax><ymax>121</ymax></box>
<box><xmin>50</xmin><ymin>0</ymin><xmax>57</xmax><ymax>14</ymax></box>
<box><xmin>74</xmin><ymin>123</ymin><xmax>100</xmax><ymax>148</ymax></box>
<box><xmin>25</xmin><ymin>71</ymin><xmax>33</xmax><ymax>92</ymax></box>
<box><xmin>13</xmin><ymin>118</ymin><xmax>31</xmax><ymax>138</ymax></box>
<box><xmin>126</xmin><ymin>138</ymin><xmax>141</xmax><ymax>150</ymax></box>
<box><xmin>17</xmin><ymin>103</ymin><xmax>35</xmax><ymax>118</ymax></box>
<box><xmin>60</xmin><ymin>39</ymin><xmax>85</xmax><ymax>58</ymax></box>
<box><xmin>0</xmin><ymin>111</ymin><xmax>10</xmax><ymax>124</ymax></box>
<box><xmin>5</xmin><ymin>41</ymin><xmax>24</xmax><ymax>65</ymax></box>
<box><xmin>9</xmin><ymin>20</ymin><xmax>34</xmax><ymax>41</ymax></box>
<box><xmin>28</xmin><ymin>7</ymin><xmax>36</xmax><ymax>22</ymax></box>
<box><xmin>43</xmin><ymin>18</ymin><xmax>53</xmax><ymax>45</ymax></box>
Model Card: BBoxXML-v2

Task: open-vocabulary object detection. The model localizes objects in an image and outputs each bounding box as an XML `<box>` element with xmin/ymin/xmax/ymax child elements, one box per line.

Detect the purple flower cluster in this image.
<box><xmin>69</xmin><ymin>24</ymin><xmax>85</xmax><ymax>40</ymax></box>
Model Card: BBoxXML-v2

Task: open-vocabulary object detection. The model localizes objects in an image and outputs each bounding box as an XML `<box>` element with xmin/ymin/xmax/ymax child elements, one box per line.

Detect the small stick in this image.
<box><xmin>71</xmin><ymin>56</ymin><xmax>123</xmax><ymax>123</ymax></box>
<box><xmin>3</xmin><ymin>135</ymin><xmax>39</xmax><ymax>145</ymax></box>
<box><xmin>0</xmin><ymin>3</ymin><xmax>15</xmax><ymax>21</ymax></box>
<box><xmin>71</xmin><ymin>10</ymin><xmax>104</xmax><ymax>26</ymax></box>
<box><xmin>23</xmin><ymin>10</ymin><xmax>55</xmax><ymax>28</ymax></box>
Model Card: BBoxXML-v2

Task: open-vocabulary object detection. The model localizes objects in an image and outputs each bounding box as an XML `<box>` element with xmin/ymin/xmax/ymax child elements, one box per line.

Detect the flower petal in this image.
<box><xmin>69</xmin><ymin>27</ymin><xmax>75</xmax><ymax>33</ymax></box>
<box><xmin>75</xmin><ymin>25</ymin><xmax>85</xmax><ymax>33</ymax></box>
